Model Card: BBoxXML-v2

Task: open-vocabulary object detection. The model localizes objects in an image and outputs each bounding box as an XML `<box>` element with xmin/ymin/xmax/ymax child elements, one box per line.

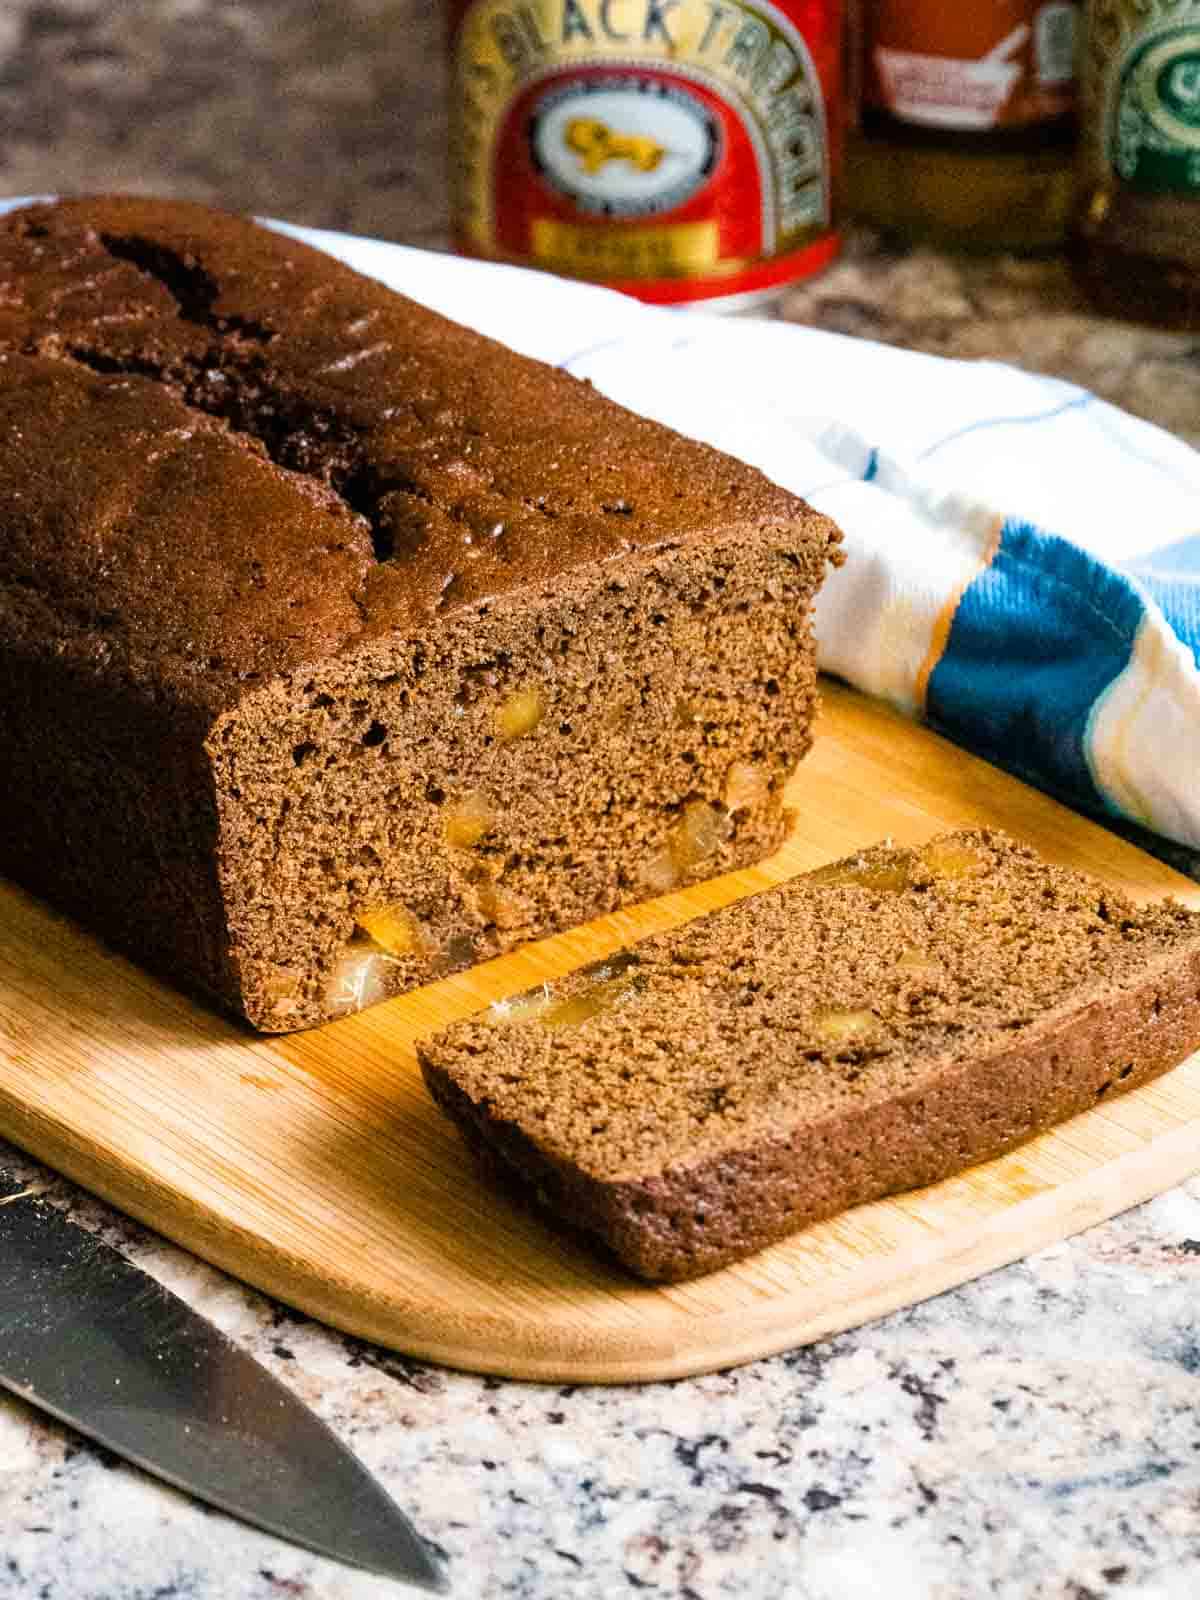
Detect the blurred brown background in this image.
<box><xmin>0</xmin><ymin>0</ymin><xmax>449</xmax><ymax>244</ymax></box>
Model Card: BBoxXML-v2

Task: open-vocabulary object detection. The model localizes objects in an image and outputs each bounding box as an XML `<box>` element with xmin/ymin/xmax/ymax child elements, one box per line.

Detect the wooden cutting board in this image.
<box><xmin>2</xmin><ymin>680</ymin><xmax>1199</xmax><ymax>1383</ymax></box>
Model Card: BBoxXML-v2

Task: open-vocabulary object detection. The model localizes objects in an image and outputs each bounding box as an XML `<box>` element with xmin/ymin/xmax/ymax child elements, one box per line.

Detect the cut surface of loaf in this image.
<box><xmin>418</xmin><ymin>830</ymin><xmax>1200</xmax><ymax>1281</ymax></box>
<box><xmin>0</xmin><ymin>196</ymin><xmax>841</xmax><ymax>1030</ymax></box>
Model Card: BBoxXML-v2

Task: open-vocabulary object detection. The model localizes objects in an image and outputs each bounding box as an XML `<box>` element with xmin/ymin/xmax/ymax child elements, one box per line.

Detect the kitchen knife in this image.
<box><xmin>0</xmin><ymin>1171</ymin><xmax>446</xmax><ymax>1591</ymax></box>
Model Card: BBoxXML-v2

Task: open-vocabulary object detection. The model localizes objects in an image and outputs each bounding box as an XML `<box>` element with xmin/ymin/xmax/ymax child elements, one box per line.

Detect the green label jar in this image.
<box><xmin>1112</xmin><ymin>23</ymin><xmax>1200</xmax><ymax>189</ymax></box>
<box><xmin>1073</xmin><ymin>0</ymin><xmax>1200</xmax><ymax>328</ymax></box>
<box><xmin>1084</xmin><ymin>0</ymin><xmax>1200</xmax><ymax>194</ymax></box>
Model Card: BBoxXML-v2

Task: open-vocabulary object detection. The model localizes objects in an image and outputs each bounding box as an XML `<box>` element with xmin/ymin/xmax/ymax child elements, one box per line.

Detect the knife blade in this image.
<box><xmin>0</xmin><ymin>1171</ymin><xmax>446</xmax><ymax>1591</ymax></box>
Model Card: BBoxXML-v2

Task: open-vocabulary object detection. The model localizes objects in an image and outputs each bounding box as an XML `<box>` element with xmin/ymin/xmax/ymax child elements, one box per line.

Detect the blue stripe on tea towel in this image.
<box><xmin>926</xmin><ymin>521</ymin><xmax>1149</xmax><ymax>823</ymax></box>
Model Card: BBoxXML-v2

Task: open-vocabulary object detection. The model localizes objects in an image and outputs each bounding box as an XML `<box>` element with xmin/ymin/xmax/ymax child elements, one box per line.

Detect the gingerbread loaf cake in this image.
<box><xmin>418</xmin><ymin>830</ymin><xmax>1200</xmax><ymax>1281</ymax></box>
<box><xmin>0</xmin><ymin>196</ymin><xmax>842</xmax><ymax>1031</ymax></box>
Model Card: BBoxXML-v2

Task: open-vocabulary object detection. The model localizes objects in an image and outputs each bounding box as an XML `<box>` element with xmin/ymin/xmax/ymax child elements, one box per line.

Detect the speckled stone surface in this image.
<box><xmin>3</xmin><ymin>5</ymin><xmax>1200</xmax><ymax>1598</ymax></box>
<box><xmin>8</xmin><ymin>1133</ymin><xmax>1200</xmax><ymax>1600</ymax></box>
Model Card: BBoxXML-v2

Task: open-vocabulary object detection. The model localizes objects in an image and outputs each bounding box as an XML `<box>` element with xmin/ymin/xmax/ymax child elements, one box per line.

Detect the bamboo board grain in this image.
<box><xmin>2</xmin><ymin>679</ymin><xmax>1200</xmax><ymax>1383</ymax></box>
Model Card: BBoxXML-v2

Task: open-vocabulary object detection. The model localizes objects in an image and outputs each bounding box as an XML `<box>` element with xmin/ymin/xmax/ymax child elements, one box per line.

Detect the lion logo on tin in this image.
<box><xmin>530</xmin><ymin>76</ymin><xmax>719</xmax><ymax>218</ymax></box>
<box><xmin>563</xmin><ymin>117</ymin><xmax>669</xmax><ymax>175</ymax></box>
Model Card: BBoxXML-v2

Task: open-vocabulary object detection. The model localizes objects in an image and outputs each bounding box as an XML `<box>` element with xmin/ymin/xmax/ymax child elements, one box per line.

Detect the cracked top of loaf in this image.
<box><xmin>0</xmin><ymin>196</ymin><xmax>840</xmax><ymax>714</ymax></box>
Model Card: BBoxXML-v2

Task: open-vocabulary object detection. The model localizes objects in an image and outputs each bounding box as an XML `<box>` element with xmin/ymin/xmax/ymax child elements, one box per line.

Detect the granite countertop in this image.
<box><xmin>3</xmin><ymin>4</ymin><xmax>1200</xmax><ymax>1598</ymax></box>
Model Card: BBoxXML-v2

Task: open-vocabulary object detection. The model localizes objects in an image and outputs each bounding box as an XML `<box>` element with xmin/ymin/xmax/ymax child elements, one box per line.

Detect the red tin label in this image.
<box><xmin>448</xmin><ymin>0</ymin><xmax>843</xmax><ymax>305</ymax></box>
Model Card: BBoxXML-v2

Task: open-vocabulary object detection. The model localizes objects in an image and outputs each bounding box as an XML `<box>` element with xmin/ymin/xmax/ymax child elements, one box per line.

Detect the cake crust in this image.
<box><xmin>0</xmin><ymin>195</ymin><xmax>837</xmax><ymax>709</ymax></box>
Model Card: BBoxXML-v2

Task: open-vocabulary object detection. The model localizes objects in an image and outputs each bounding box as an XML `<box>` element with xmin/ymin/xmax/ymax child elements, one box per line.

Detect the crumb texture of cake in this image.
<box><xmin>418</xmin><ymin>830</ymin><xmax>1200</xmax><ymax>1281</ymax></box>
<box><xmin>0</xmin><ymin>196</ymin><xmax>842</xmax><ymax>1030</ymax></box>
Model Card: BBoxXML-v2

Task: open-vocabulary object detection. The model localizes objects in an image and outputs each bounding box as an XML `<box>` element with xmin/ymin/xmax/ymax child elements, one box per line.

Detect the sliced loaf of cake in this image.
<box><xmin>418</xmin><ymin>830</ymin><xmax>1200</xmax><ymax>1281</ymax></box>
<box><xmin>0</xmin><ymin>196</ymin><xmax>841</xmax><ymax>1030</ymax></box>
